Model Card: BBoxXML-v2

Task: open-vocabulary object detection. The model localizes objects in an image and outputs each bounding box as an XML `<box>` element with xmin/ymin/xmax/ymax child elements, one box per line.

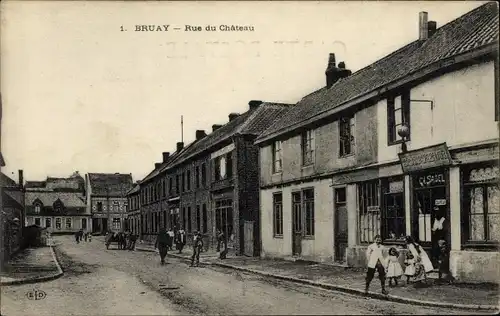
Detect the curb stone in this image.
<box><xmin>0</xmin><ymin>246</ymin><xmax>64</xmax><ymax>286</ymax></box>
<box><xmin>210</xmin><ymin>261</ymin><xmax>499</xmax><ymax>312</ymax></box>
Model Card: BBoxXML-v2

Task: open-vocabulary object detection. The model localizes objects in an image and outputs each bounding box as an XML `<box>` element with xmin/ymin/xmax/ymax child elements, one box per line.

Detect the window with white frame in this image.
<box><xmin>339</xmin><ymin>115</ymin><xmax>355</xmax><ymax>157</ymax></box>
<box><xmin>34</xmin><ymin>204</ymin><xmax>41</xmax><ymax>214</ymax></box>
<box><xmin>66</xmin><ymin>218</ymin><xmax>72</xmax><ymax>229</ymax></box>
<box><xmin>55</xmin><ymin>218</ymin><xmax>62</xmax><ymax>230</ymax></box>
<box><xmin>272</xmin><ymin>140</ymin><xmax>283</xmax><ymax>173</ymax></box>
<box><xmin>112</xmin><ymin>218</ymin><xmax>121</xmax><ymax>230</ymax></box>
<box><xmin>462</xmin><ymin>164</ymin><xmax>500</xmax><ymax>246</ymax></box>
<box><xmin>359</xmin><ymin>180</ymin><xmax>381</xmax><ymax>243</ymax></box>
<box><xmin>273</xmin><ymin>193</ymin><xmax>283</xmax><ymax>237</ymax></box>
<box><xmin>387</xmin><ymin>92</ymin><xmax>410</xmax><ymax>144</ymax></box>
<box><xmin>301</xmin><ymin>130</ymin><xmax>315</xmax><ymax>166</ymax></box>
<box><xmin>292</xmin><ymin>188</ymin><xmax>315</xmax><ymax>237</ymax></box>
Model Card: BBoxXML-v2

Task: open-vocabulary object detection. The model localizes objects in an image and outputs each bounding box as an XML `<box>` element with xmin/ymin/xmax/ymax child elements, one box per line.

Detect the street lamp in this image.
<box><xmin>397</xmin><ymin>124</ymin><xmax>410</xmax><ymax>153</ymax></box>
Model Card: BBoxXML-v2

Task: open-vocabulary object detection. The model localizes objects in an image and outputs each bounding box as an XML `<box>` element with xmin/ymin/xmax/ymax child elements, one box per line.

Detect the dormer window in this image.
<box><xmin>53</xmin><ymin>199</ymin><xmax>64</xmax><ymax>213</ymax></box>
<box><xmin>33</xmin><ymin>199</ymin><xmax>43</xmax><ymax>214</ymax></box>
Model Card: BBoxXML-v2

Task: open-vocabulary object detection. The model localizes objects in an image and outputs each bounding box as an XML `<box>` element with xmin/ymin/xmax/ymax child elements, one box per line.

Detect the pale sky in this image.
<box><xmin>0</xmin><ymin>0</ymin><xmax>485</xmax><ymax>182</ymax></box>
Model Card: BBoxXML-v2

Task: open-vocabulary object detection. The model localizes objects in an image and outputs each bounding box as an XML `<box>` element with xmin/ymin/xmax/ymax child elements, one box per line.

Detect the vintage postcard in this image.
<box><xmin>1</xmin><ymin>1</ymin><xmax>498</xmax><ymax>315</ymax></box>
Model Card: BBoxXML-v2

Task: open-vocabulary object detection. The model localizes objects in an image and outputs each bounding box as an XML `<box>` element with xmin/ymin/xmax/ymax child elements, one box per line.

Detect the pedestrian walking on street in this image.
<box><xmin>128</xmin><ymin>233</ymin><xmax>137</xmax><ymax>250</ymax></box>
<box><xmin>88</xmin><ymin>233</ymin><xmax>92</xmax><ymax>242</ymax></box>
<box><xmin>155</xmin><ymin>227</ymin><xmax>170</xmax><ymax>265</ymax></box>
<box><xmin>75</xmin><ymin>230</ymin><xmax>80</xmax><ymax>244</ymax></box>
<box><xmin>84</xmin><ymin>232</ymin><xmax>88</xmax><ymax>242</ymax></box>
<box><xmin>364</xmin><ymin>235</ymin><xmax>388</xmax><ymax>295</ymax></box>
<box><xmin>175</xmin><ymin>228</ymin><xmax>186</xmax><ymax>254</ymax></box>
<box><xmin>190</xmin><ymin>231</ymin><xmax>203</xmax><ymax>267</ymax></box>
<box><xmin>167</xmin><ymin>228</ymin><xmax>175</xmax><ymax>251</ymax></box>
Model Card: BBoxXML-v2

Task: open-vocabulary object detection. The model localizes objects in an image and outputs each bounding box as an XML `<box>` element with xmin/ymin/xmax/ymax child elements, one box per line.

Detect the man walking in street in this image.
<box><xmin>155</xmin><ymin>226</ymin><xmax>169</xmax><ymax>265</ymax></box>
<box><xmin>190</xmin><ymin>231</ymin><xmax>203</xmax><ymax>267</ymax></box>
<box><xmin>175</xmin><ymin>228</ymin><xmax>186</xmax><ymax>254</ymax></box>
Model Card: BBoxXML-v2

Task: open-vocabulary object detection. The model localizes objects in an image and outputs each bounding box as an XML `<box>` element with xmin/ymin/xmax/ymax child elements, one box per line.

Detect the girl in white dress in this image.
<box><xmin>404</xmin><ymin>252</ymin><xmax>416</xmax><ymax>284</ymax></box>
<box><xmin>386</xmin><ymin>247</ymin><xmax>404</xmax><ymax>286</ymax></box>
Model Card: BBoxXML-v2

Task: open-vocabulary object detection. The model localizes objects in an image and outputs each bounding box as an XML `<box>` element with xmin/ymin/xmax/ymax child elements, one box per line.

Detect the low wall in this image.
<box><xmin>450</xmin><ymin>250</ymin><xmax>500</xmax><ymax>283</ymax></box>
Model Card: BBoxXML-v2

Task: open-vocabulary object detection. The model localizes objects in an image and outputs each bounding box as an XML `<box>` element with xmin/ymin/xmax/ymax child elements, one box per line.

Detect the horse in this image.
<box><xmin>105</xmin><ymin>232</ymin><xmax>127</xmax><ymax>250</ymax></box>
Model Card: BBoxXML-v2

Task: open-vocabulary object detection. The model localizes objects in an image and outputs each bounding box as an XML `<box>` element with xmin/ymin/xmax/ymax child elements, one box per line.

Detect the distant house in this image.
<box><xmin>25</xmin><ymin>171</ymin><xmax>90</xmax><ymax>234</ymax></box>
<box><xmin>86</xmin><ymin>173</ymin><xmax>133</xmax><ymax>233</ymax></box>
<box><xmin>1</xmin><ymin>170</ymin><xmax>24</xmax><ymax>267</ymax></box>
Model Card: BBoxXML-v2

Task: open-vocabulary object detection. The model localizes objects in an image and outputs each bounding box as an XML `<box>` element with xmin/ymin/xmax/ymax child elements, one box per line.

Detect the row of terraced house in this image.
<box><xmin>127</xmin><ymin>4</ymin><xmax>499</xmax><ymax>283</ymax></box>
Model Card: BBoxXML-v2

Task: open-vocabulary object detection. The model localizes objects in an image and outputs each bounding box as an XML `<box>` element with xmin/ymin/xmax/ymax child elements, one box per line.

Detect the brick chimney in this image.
<box><xmin>427</xmin><ymin>20</ymin><xmax>437</xmax><ymax>38</ymax></box>
<box><xmin>162</xmin><ymin>152</ymin><xmax>170</xmax><ymax>162</ymax></box>
<box><xmin>155</xmin><ymin>163</ymin><xmax>161</xmax><ymax>169</ymax></box>
<box><xmin>18</xmin><ymin>169</ymin><xmax>23</xmax><ymax>189</ymax></box>
<box><xmin>176</xmin><ymin>142</ymin><xmax>184</xmax><ymax>152</ymax></box>
<box><xmin>249</xmin><ymin>100</ymin><xmax>263</xmax><ymax>110</ymax></box>
<box><xmin>325</xmin><ymin>53</ymin><xmax>352</xmax><ymax>88</ymax></box>
<box><xmin>419</xmin><ymin>12</ymin><xmax>429</xmax><ymax>40</ymax></box>
<box><xmin>212</xmin><ymin>124</ymin><xmax>222</xmax><ymax>132</ymax></box>
<box><xmin>195</xmin><ymin>130</ymin><xmax>207</xmax><ymax>140</ymax></box>
<box><xmin>229</xmin><ymin>113</ymin><xmax>240</xmax><ymax>122</ymax></box>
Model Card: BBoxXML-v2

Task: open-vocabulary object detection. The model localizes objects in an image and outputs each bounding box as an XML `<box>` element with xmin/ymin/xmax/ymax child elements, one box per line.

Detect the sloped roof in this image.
<box><xmin>88</xmin><ymin>173</ymin><xmax>133</xmax><ymax>197</ymax></box>
<box><xmin>25</xmin><ymin>191</ymin><xmax>86</xmax><ymax>207</ymax></box>
<box><xmin>126</xmin><ymin>184</ymin><xmax>141</xmax><ymax>195</ymax></box>
<box><xmin>25</xmin><ymin>181</ymin><xmax>46</xmax><ymax>188</ymax></box>
<box><xmin>166</xmin><ymin>102</ymin><xmax>293</xmax><ymax>169</ymax></box>
<box><xmin>0</xmin><ymin>172</ymin><xmax>17</xmax><ymax>187</ymax></box>
<box><xmin>257</xmin><ymin>2</ymin><xmax>499</xmax><ymax>142</ymax></box>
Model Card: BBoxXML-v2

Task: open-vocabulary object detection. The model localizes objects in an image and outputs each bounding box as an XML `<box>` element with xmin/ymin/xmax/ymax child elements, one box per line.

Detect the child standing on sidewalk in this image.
<box><xmin>437</xmin><ymin>239</ymin><xmax>453</xmax><ymax>284</ymax></box>
<box><xmin>386</xmin><ymin>247</ymin><xmax>403</xmax><ymax>287</ymax></box>
<box><xmin>365</xmin><ymin>235</ymin><xmax>388</xmax><ymax>295</ymax></box>
<box><xmin>404</xmin><ymin>252</ymin><xmax>416</xmax><ymax>284</ymax></box>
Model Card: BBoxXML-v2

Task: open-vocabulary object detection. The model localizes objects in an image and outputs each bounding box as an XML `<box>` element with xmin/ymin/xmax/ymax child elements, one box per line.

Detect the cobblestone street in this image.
<box><xmin>1</xmin><ymin>236</ymin><xmax>492</xmax><ymax>315</ymax></box>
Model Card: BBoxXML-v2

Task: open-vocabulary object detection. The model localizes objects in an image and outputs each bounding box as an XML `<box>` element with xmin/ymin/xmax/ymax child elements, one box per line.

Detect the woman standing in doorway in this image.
<box><xmin>431</xmin><ymin>206</ymin><xmax>448</xmax><ymax>267</ymax></box>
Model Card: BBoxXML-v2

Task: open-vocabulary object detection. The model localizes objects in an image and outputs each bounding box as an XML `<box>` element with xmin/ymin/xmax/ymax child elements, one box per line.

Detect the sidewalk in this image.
<box><xmin>211</xmin><ymin>256</ymin><xmax>499</xmax><ymax>311</ymax></box>
<box><xmin>0</xmin><ymin>246</ymin><xmax>63</xmax><ymax>286</ymax></box>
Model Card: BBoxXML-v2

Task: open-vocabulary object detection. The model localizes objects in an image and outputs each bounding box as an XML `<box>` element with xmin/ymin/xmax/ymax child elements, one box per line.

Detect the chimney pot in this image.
<box><xmin>195</xmin><ymin>130</ymin><xmax>207</xmax><ymax>140</ymax></box>
<box><xmin>176</xmin><ymin>142</ymin><xmax>184</xmax><ymax>152</ymax></box>
<box><xmin>427</xmin><ymin>21</ymin><xmax>437</xmax><ymax>37</ymax></box>
<box><xmin>249</xmin><ymin>100</ymin><xmax>263</xmax><ymax>110</ymax></box>
<box><xmin>228</xmin><ymin>113</ymin><xmax>240</xmax><ymax>121</ymax></box>
<box><xmin>419</xmin><ymin>11</ymin><xmax>429</xmax><ymax>41</ymax></box>
<box><xmin>212</xmin><ymin>124</ymin><xmax>223</xmax><ymax>132</ymax></box>
<box><xmin>162</xmin><ymin>152</ymin><xmax>170</xmax><ymax>162</ymax></box>
<box><xmin>325</xmin><ymin>54</ymin><xmax>351</xmax><ymax>88</ymax></box>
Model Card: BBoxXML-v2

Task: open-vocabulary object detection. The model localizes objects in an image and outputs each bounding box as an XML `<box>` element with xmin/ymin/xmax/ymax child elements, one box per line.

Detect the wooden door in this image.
<box><xmin>243</xmin><ymin>221</ymin><xmax>254</xmax><ymax>257</ymax></box>
<box><xmin>334</xmin><ymin>188</ymin><xmax>348</xmax><ymax>262</ymax></box>
<box><xmin>292</xmin><ymin>192</ymin><xmax>302</xmax><ymax>256</ymax></box>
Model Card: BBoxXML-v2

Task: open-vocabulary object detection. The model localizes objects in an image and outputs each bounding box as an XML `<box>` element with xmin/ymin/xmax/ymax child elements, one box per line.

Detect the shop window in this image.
<box><xmin>215</xmin><ymin>199</ymin><xmax>234</xmax><ymax>242</ymax></box>
<box><xmin>301</xmin><ymin>130</ymin><xmax>315</xmax><ymax>166</ymax></box>
<box><xmin>387</xmin><ymin>91</ymin><xmax>410</xmax><ymax>144</ymax></box>
<box><xmin>272</xmin><ymin>140</ymin><xmax>283</xmax><ymax>173</ymax></box>
<box><xmin>382</xmin><ymin>178</ymin><xmax>406</xmax><ymax>241</ymax></box>
<box><xmin>359</xmin><ymin>180</ymin><xmax>380</xmax><ymax>243</ymax></box>
<box><xmin>462</xmin><ymin>165</ymin><xmax>500</xmax><ymax>247</ymax></box>
<box><xmin>66</xmin><ymin>218</ymin><xmax>72</xmax><ymax>229</ymax></box>
<box><xmin>339</xmin><ymin>115</ymin><xmax>355</xmax><ymax>157</ymax></box>
<box><xmin>273</xmin><ymin>193</ymin><xmax>283</xmax><ymax>237</ymax></box>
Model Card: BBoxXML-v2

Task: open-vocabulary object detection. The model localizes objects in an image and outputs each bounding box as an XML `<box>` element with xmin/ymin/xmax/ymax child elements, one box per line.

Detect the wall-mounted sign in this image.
<box><xmin>389</xmin><ymin>181</ymin><xmax>404</xmax><ymax>193</ymax></box>
<box><xmin>435</xmin><ymin>199</ymin><xmax>447</xmax><ymax>206</ymax></box>
<box><xmin>416</xmin><ymin>172</ymin><xmax>446</xmax><ymax>188</ymax></box>
<box><xmin>399</xmin><ymin>143</ymin><xmax>452</xmax><ymax>173</ymax></box>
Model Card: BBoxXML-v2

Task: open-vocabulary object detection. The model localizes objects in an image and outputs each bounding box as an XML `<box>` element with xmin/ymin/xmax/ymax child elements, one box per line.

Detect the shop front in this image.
<box><xmin>399</xmin><ymin>143</ymin><xmax>453</xmax><ymax>268</ymax></box>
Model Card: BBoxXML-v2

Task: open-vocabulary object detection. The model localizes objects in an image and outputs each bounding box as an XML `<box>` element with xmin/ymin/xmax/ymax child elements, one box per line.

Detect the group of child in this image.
<box><xmin>365</xmin><ymin>235</ymin><xmax>452</xmax><ymax>295</ymax></box>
